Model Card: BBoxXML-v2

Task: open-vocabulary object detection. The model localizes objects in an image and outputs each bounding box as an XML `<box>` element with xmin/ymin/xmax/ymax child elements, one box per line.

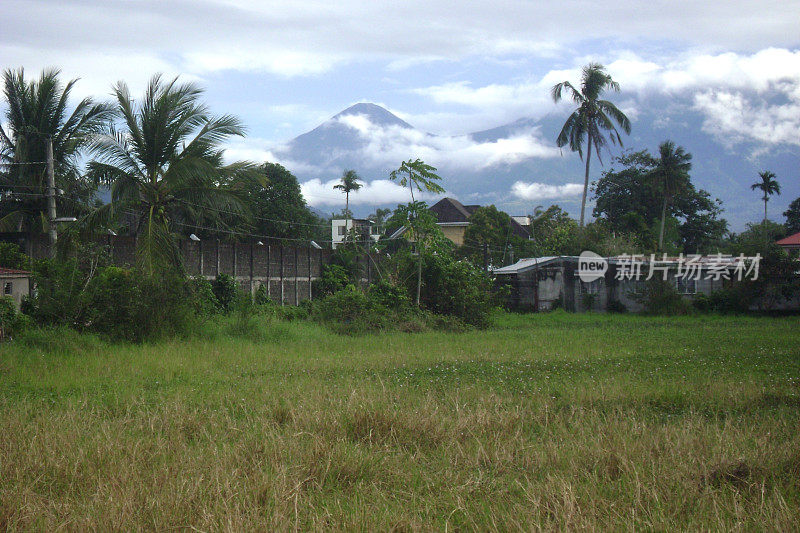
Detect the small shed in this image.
<box><xmin>0</xmin><ymin>267</ymin><xmax>31</xmax><ymax>309</ymax></box>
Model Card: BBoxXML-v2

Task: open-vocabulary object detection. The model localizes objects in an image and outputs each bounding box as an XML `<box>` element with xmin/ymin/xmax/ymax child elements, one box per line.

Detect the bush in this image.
<box><xmin>212</xmin><ymin>273</ymin><xmax>240</xmax><ymax>314</ymax></box>
<box><xmin>313</xmin><ymin>284</ymin><xmax>390</xmax><ymax>335</ymax></box>
<box><xmin>254</xmin><ymin>284</ymin><xmax>273</xmax><ymax>306</ymax></box>
<box><xmin>187</xmin><ymin>276</ymin><xmax>219</xmax><ymax>316</ymax></box>
<box><xmin>367</xmin><ymin>280</ymin><xmax>412</xmax><ymax>312</ymax></box>
<box><xmin>0</xmin><ymin>296</ymin><xmax>29</xmax><ymax>340</ymax></box>
<box><xmin>0</xmin><ymin>242</ymin><xmax>29</xmax><ymax>270</ymax></box>
<box><xmin>315</xmin><ymin>264</ymin><xmax>350</xmax><ymax>297</ymax></box>
<box><xmin>606</xmin><ymin>298</ymin><xmax>627</xmax><ymax>313</ymax></box>
<box><xmin>637</xmin><ymin>278</ymin><xmax>692</xmax><ymax>316</ymax></box>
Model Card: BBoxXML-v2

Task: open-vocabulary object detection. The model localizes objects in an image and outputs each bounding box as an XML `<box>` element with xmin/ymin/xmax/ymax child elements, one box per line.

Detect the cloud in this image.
<box><xmin>414</xmin><ymin>48</ymin><xmax>800</xmax><ymax>148</ymax></box>
<box><xmin>511</xmin><ymin>181</ymin><xmax>583</xmax><ymax>200</ymax></box>
<box><xmin>300</xmin><ymin>178</ymin><xmax>432</xmax><ymax>207</ymax></box>
<box><xmin>333</xmin><ymin>113</ymin><xmax>560</xmax><ymax>170</ymax></box>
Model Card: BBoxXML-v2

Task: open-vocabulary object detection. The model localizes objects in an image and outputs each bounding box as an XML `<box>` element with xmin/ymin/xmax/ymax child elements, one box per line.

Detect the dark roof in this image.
<box><xmin>777</xmin><ymin>231</ymin><xmax>800</xmax><ymax>247</ymax></box>
<box><xmin>0</xmin><ymin>267</ymin><xmax>29</xmax><ymax>276</ymax></box>
<box><xmin>429</xmin><ymin>197</ymin><xmax>472</xmax><ymax>223</ymax></box>
<box><xmin>428</xmin><ymin>197</ymin><xmax>530</xmax><ymax>238</ymax></box>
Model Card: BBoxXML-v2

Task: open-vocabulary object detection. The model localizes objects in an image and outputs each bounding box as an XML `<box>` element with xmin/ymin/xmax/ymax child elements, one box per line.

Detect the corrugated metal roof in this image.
<box><xmin>492</xmin><ymin>256</ymin><xmax>561</xmax><ymax>274</ymax></box>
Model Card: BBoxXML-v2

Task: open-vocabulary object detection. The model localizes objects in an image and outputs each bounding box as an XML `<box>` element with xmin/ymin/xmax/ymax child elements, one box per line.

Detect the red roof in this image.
<box><xmin>0</xmin><ymin>267</ymin><xmax>30</xmax><ymax>276</ymax></box>
<box><xmin>777</xmin><ymin>231</ymin><xmax>800</xmax><ymax>247</ymax></box>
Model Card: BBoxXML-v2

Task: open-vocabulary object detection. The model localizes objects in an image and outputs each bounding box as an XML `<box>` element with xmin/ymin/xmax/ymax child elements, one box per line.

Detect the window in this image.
<box><xmin>675</xmin><ymin>278</ymin><xmax>697</xmax><ymax>294</ymax></box>
<box><xmin>337</xmin><ymin>225</ymin><xmax>346</xmax><ymax>236</ymax></box>
<box><xmin>579</xmin><ymin>278</ymin><xmax>602</xmax><ymax>294</ymax></box>
<box><xmin>3</xmin><ymin>282</ymin><xmax>11</xmax><ymax>296</ymax></box>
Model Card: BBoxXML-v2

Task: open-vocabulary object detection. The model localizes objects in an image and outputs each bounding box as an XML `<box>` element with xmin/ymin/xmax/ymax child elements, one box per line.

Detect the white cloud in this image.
<box><xmin>511</xmin><ymin>181</ymin><xmax>583</xmax><ymax>200</ymax></box>
<box><xmin>333</xmin><ymin>113</ymin><xmax>560</xmax><ymax>170</ymax></box>
<box><xmin>300</xmin><ymin>178</ymin><xmax>431</xmax><ymax>207</ymax></box>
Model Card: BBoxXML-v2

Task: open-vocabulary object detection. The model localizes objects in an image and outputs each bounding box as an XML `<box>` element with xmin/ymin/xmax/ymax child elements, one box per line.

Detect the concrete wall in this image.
<box><xmin>16</xmin><ymin>234</ymin><xmax>381</xmax><ymax>306</ymax></box>
<box><xmin>1</xmin><ymin>275</ymin><xmax>29</xmax><ymax>309</ymax></box>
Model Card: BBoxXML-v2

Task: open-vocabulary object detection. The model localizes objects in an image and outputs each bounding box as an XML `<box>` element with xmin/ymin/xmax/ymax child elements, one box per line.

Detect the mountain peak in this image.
<box><xmin>332</xmin><ymin>102</ymin><xmax>413</xmax><ymax>129</ymax></box>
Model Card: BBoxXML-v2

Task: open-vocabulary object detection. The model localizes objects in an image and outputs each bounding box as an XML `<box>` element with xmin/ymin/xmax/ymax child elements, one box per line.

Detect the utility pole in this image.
<box><xmin>46</xmin><ymin>137</ymin><xmax>57</xmax><ymax>257</ymax></box>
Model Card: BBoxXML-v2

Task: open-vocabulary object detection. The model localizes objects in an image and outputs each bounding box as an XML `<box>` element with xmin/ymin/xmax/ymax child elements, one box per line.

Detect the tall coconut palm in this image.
<box><xmin>651</xmin><ymin>141</ymin><xmax>692</xmax><ymax>251</ymax></box>
<box><xmin>551</xmin><ymin>63</ymin><xmax>631</xmax><ymax>227</ymax></box>
<box><xmin>333</xmin><ymin>169</ymin><xmax>362</xmax><ymax>240</ymax></box>
<box><xmin>88</xmin><ymin>74</ymin><xmax>256</xmax><ymax>275</ymax></box>
<box><xmin>0</xmin><ymin>68</ymin><xmax>113</xmax><ymax>233</ymax></box>
<box><xmin>751</xmin><ymin>170</ymin><xmax>780</xmax><ymax>224</ymax></box>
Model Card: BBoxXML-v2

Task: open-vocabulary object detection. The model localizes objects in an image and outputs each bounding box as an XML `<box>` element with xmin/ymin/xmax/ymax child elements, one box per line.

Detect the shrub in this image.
<box><xmin>581</xmin><ymin>293</ymin><xmax>597</xmax><ymax>311</ymax></box>
<box><xmin>637</xmin><ymin>278</ymin><xmax>692</xmax><ymax>315</ymax></box>
<box><xmin>606</xmin><ymin>298</ymin><xmax>627</xmax><ymax>313</ymax></box>
<box><xmin>367</xmin><ymin>280</ymin><xmax>412</xmax><ymax>312</ymax></box>
<box><xmin>212</xmin><ymin>273</ymin><xmax>240</xmax><ymax>314</ymax></box>
<box><xmin>0</xmin><ymin>296</ymin><xmax>29</xmax><ymax>340</ymax></box>
<box><xmin>0</xmin><ymin>242</ymin><xmax>29</xmax><ymax>269</ymax></box>
<box><xmin>187</xmin><ymin>276</ymin><xmax>219</xmax><ymax>316</ymax></box>
<box><xmin>415</xmin><ymin>254</ymin><xmax>494</xmax><ymax>327</ymax></box>
<box><xmin>254</xmin><ymin>284</ymin><xmax>273</xmax><ymax>306</ymax></box>
<box><xmin>315</xmin><ymin>264</ymin><xmax>350</xmax><ymax>297</ymax></box>
<box><xmin>313</xmin><ymin>284</ymin><xmax>390</xmax><ymax>335</ymax></box>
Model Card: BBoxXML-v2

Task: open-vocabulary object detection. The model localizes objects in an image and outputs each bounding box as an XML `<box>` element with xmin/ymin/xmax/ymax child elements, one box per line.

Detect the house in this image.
<box><xmin>0</xmin><ymin>267</ymin><xmax>30</xmax><ymax>309</ymax></box>
<box><xmin>493</xmin><ymin>255</ymin><xmax>752</xmax><ymax>312</ymax></box>
<box><xmin>331</xmin><ymin>218</ymin><xmax>380</xmax><ymax>249</ymax></box>
<box><xmin>390</xmin><ymin>197</ymin><xmax>530</xmax><ymax>246</ymax></box>
<box><xmin>777</xmin><ymin>231</ymin><xmax>800</xmax><ymax>252</ymax></box>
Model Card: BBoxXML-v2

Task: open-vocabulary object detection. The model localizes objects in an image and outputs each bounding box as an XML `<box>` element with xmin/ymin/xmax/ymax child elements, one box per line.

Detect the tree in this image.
<box><xmin>751</xmin><ymin>170</ymin><xmax>780</xmax><ymax>224</ymax></box>
<box><xmin>551</xmin><ymin>63</ymin><xmax>631</xmax><ymax>227</ymax></box>
<box><xmin>651</xmin><ymin>141</ymin><xmax>692</xmax><ymax>251</ymax></box>
<box><xmin>784</xmin><ymin>197</ymin><xmax>800</xmax><ymax>235</ymax></box>
<box><xmin>333</xmin><ymin>169</ymin><xmax>362</xmax><ymax>219</ymax></box>
<box><xmin>0</xmin><ymin>68</ymin><xmax>113</xmax><ymax>233</ymax></box>
<box><xmin>389</xmin><ymin>159</ymin><xmax>446</xmax><ymax>306</ymax></box>
<box><xmin>593</xmin><ymin>150</ymin><xmax>727</xmax><ymax>253</ymax></box>
<box><xmin>232</xmin><ymin>162</ymin><xmax>323</xmax><ymax>241</ymax></box>
<box><xmin>88</xmin><ymin>74</ymin><xmax>256</xmax><ymax>275</ymax></box>
<box><xmin>367</xmin><ymin>207</ymin><xmax>391</xmax><ymax>234</ymax></box>
<box><xmin>460</xmin><ymin>205</ymin><xmax>532</xmax><ymax>267</ymax></box>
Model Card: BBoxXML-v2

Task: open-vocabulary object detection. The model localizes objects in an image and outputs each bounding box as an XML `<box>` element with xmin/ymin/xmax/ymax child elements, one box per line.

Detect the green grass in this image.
<box><xmin>1</xmin><ymin>312</ymin><xmax>799</xmax><ymax>530</ymax></box>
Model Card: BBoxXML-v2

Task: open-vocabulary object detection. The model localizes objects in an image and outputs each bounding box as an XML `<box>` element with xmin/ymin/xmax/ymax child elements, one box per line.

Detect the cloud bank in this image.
<box><xmin>511</xmin><ymin>181</ymin><xmax>584</xmax><ymax>201</ymax></box>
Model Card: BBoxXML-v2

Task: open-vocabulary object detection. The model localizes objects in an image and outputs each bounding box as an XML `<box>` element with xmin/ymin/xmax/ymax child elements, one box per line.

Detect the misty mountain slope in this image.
<box><xmin>274</xmin><ymin>102</ymin><xmax>798</xmax><ymax>229</ymax></box>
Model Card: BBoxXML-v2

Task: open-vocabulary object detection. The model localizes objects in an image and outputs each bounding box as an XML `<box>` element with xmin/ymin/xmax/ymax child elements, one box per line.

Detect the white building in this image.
<box><xmin>331</xmin><ymin>218</ymin><xmax>380</xmax><ymax>249</ymax></box>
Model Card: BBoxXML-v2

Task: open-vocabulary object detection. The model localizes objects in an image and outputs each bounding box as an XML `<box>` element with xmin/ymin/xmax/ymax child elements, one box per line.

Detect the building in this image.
<box><xmin>331</xmin><ymin>218</ymin><xmax>380</xmax><ymax>249</ymax></box>
<box><xmin>493</xmin><ymin>255</ymin><xmax>748</xmax><ymax>312</ymax></box>
<box><xmin>390</xmin><ymin>197</ymin><xmax>530</xmax><ymax>246</ymax></box>
<box><xmin>777</xmin><ymin>231</ymin><xmax>800</xmax><ymax>252</ymax></box>
<box><xmin>0</xmin><ymin>267</ymin><xmax>30</xmax><ymax>309</ymax></box>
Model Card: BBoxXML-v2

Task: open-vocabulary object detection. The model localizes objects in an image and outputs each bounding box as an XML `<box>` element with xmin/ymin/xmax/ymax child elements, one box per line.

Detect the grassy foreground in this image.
<box><xmin>0</xmin><ymin>312</ymin><xmax>798</xmax><ymax>530</ymax></box>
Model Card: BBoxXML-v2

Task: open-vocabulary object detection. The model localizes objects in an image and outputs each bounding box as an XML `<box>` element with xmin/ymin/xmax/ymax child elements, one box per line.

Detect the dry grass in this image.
<box><xmin>0</xmin><ymin>312</ymin><xmax>798</xmax><ymax>530</ymax></box>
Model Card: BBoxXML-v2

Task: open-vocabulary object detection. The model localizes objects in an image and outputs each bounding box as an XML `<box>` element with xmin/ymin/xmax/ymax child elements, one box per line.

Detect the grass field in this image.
<box><xmin>1</xmin><ymin>312</ymin><xmax>799</xmax><ymax>530</ymax></box>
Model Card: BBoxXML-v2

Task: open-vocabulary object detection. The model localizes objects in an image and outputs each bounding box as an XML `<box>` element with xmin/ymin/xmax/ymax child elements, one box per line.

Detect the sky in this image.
<box><xmin>2</xmin><ymin>0</ymin><xmax>799</xmax><ymax>222</ymax></box>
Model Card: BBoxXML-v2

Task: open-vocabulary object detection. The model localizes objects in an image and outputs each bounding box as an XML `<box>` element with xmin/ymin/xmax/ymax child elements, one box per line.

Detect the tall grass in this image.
<box><xmin>0</xmin><ymin>313</ymin><xmax>798</xmax><ymax>530</ymax></box>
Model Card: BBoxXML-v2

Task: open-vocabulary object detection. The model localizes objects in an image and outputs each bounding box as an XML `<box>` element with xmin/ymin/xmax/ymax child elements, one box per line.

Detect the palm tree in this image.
<box><xmin>551</xmin><ymin>63</ymin><xmax>631</xmax><ymax>227</ymax></box>
<box><xmin>0</xmin><ymin>68</ymin><xmax>113</xmax><ymax>233</ymax></box>
<box><xmin>651</xmin><ymin>141</ymin><xmax>692</xmax><ymax>251</ymax></box>
<box><xmin>751</xmin><ymin>171</ymin><xmax>780</xmax><ymax>224</ymax></box>
<box><xmin>333</xmin><ymin>169</ymin><xmax>362</xmax><ymax>240</ymax></box>
<box><xmin>88</xmin><ymin>74</ymin><xmax>256</xmax><ymax>275</ymax></box>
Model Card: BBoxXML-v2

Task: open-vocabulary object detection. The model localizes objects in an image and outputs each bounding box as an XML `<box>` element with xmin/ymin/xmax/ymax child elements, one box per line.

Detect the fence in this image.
<box><xmin>6</xmin><ymin>233</ymin><xmax>379</xmax><ymax>306</ymax></box>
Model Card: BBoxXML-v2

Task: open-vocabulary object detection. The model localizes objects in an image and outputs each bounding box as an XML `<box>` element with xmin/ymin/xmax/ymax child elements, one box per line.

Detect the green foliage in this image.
<box><xmin>581</xmin><ymin>293</ymin><xmax>597</xmax><ymax>311</ymax></box>
<box><xmin>24</xmin><ymin>257</ymin><xmax>200</xmax><ymax>342</ymax></box>
<box><xmin>398</xmin><ymin>246</ymin><xmax>495</xmax><ymax>327</ymax></box>
<box><xmin>592</xmin><ymin>149</ymin><xmax>727</xmax><ymax>253</ymax></box>
<box><xmin>313</xmin><ymin>284</ymin><xmax>390</xmax><ymax>335</ymax></box>
<box><xmin>751</xmin><ymin>170</ymin><xmax>781</xmax><ymax>223</ymax></box>
<box><xmin>86</xmin><ymin>74</ymin><xmax>257</xmax><ymax>275</ymax></box>
<box><xmin>239</xmin><ymin>162</ymin><xmax>324</xmax><ymax>240</ymax></box>
<box><xmin>551</xmin><ymin>63</ymin><xmax>630</xmax><ymax>226</ymax></box>
<box><xmin>0</xmin><ymin>296</ymin><xmax>29</xmax><ymax>339</ymax></box>
<box><xmin>187</xmin><ymin>276</ymin><xmax>219</xmax><ymax>316</ymax></box>
<box><xmin>0</xmin><ymin>68</ymin><xmax>112</xmax><ymax>233</ymax></box>
<box><xmin>0</xmin><ymin>242</ymin><xmax>29</xmax><ymax>269</ymax></box>
<box><xmin>212</xmin><ymin>273</ymin><xmax>240</xmax><ymax>314</ymax></box>
<box><xmin>253</xmin><ymin>284</ymin><xmax>273</xmax><ymax>306</ymax></box>
<box><xmin>783</xmin><ymin>197</ymin><xmax>800</xmax><ymax>235</ymax></box>
<box><xmin>389</xmin><ymin>159</ymin><xmax>445</xmax><ymax>202</ymax></box>
<box><xmin>460</xmin><ymin>205</ymin><xmax>532</xmax><ymax>267</ymax></box>
<box><xmin>636</xmin><ymin>278</ymin><xmax>692</xmax><ymax>316</ymax></box>
<box><xmin>606</xmin><ymin>298</ymin><xmax>627</xmax><ymax>313</ymax></box>
<box><xmin>368</xmin><ymin>280</ymin><xmax>412</xmax><ymax>312</ymax></box>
